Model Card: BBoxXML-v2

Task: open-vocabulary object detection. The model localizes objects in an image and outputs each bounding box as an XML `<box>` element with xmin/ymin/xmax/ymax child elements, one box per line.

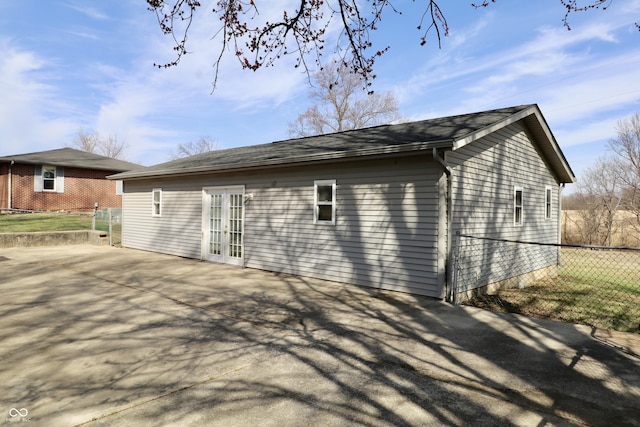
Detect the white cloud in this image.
<box><xmin>65</xmin><ymin>29</ymin><xmax>100</xmax><ymax>40</ymax></box>
<box><xmin>0</xmin><ymin>40</ymin><xmax>77</xmax><ymax>155</ymax></box>
<box><xmin>397</xmin><ymin>4</ymin><xmax>640</xmax><ymax>130</ymax></box>
<box><xmin>64</xmin><ymin>2</ymin><xmax>108</xmax><ymax>20</ymax></box>
<box><xmin>74</xmin><ymin>0</ymin><xmax>318</xmax><ymax>164</ymax></box>
<box><xmin>554</xmin><ymin>120</ymin><xmax>618</xmax><ymax>149</ymax></box>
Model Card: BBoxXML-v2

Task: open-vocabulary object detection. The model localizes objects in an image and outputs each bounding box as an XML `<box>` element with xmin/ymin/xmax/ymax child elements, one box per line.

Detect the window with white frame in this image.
<box><xmin>314</xmin><ymin>180</ymin><xmax>336</xmax><ymax>224</ymax></box>
<box><xmin>545</xmin><ymin>186</ymin><xmax>552</xmax><ymax>220</ymax></box>
<box><xmin>34</xmin><ymin>165</ymin><xmax>64</xmax><ymax>193</ymax></box>
<box><xmin>514</xmin><ymin>187</ymin><xmax>523</xmax><ymax>226</ymax></box>
<box><xmin>152</xmin><ymin>188</ymin><xmax>162</xmax><ymax>217</ymax></box>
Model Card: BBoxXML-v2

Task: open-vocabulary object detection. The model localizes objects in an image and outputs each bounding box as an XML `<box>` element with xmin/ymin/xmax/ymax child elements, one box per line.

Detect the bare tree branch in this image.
<box><xmin>608</xmin><ymin>112</ymin><xmax>640</xmax><ymax>235</ymax></box>
<box><xmin>69</xmin><ymin>129</ymin><xmax>128</xmax><ymax>160</ymax></box>
<box><xmin>169</xmin><ymin>136</ymin><xmax>219</xmax><ymax>160</ymax></box>
<box><xmin>72</xmin><ymin>128</ymin><xmax>100</xmax><ymax>153</ymax></box>
<box><xmin>473</xmin><ymin>0</ymin><xmax>637</xmax><ymax>31</ymax></box>
<box><xmin>288</xmin><ymin>62</ymin><xmax>400</xmax><ymax>137</ymax></box>
<box><xmin>146</xmin><ymin>1</ymin><xmax>449</xmax><ymax>90</ymax></box>
<box><xmin>101</xmin><ymin>135</ymin><xmax>128</xmax><ymax>159</ymax></box>
<box><xmin>147</xmin><ymin>1</ymin><xmax>635</xmax><ymax>91</ymax></box>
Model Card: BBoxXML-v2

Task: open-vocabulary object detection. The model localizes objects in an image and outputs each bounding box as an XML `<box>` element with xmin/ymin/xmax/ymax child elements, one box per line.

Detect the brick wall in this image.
<box><xmin>8</xmin><ymin>163</ymin><xmax>122</xmax><ymax>212</ymax></box>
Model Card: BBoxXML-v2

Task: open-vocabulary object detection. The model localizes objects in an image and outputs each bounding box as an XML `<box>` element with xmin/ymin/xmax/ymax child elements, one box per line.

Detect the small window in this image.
<box><xmin>43</xmin><ymin>166</ymin><xmax>56</xmax><ymax>191</ymax></box>
<box><xmin>34</xmin><ymin>165</ymin><xmax>64</xmax><ymax>193</ymax></box>
<box><xmin>545</xmin><ymin>186</ymin><xmax>552</xmax><ymax>220</ymax></box>
<box><xmin>152</xmin><ymin>188</ymin><xmax>162</xmax><ymax>217</ymax></box>
<box><xmin>514</xmin><ymin>187</ymin><xmax>523</xmax><ymax>226</ymax></box>
<box><xmin>314</xmin><ymin>180</ymin><xmax>336</xmax><ymax>225</ymax></box>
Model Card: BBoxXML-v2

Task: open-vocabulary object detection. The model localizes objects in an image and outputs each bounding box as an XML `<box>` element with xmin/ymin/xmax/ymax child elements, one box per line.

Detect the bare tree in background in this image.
<box><xmin>288</xmin><ymin>63</ymin><xmax>400</xmax><ymax>137</ymax></box>
<box><xmin>146</xmin><ymin>0</ymin><xmax>634</xmax><ymax>90</ymax></box>
<box><xmin>574</xmin><ymin>157</ymin><xmax>626</xmax><ymax>246</ymax></box>
<box><xmin>608</xmin><ymin>112</ymin><xmax>640</xmax><ymax>235</ymax></box>
<box><xmin>70</xmin><ymin>129</ymin><xmax>128</xmax><ymax>160</ymax></box>
<box><xmin>564</xmin><ymin>112</ymin><xmax>640</xmax><ymax>246</ymax></box>
<box><xmin>169</xmin><ymin>136</ymin><xmax>218</xmax><ymax>160</ymax></box>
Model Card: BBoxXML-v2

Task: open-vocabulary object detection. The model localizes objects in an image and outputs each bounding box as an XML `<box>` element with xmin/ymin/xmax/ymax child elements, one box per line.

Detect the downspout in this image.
<box><xmin>8</xmin><ymin>160</ymin><xmax>14</xmax><ymax>210</ymax></box>
<box><xmin>433</xmin><ymin>148</ymin><xmax>453</xmax><ymax>302</ymax></box>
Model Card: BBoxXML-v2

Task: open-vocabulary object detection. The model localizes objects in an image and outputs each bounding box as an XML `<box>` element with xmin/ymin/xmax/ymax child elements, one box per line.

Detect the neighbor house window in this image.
<box><xmin>43</xmin><ymin>166</ymin><xmax>56</xmax><ymax>191</ymax></box>
<box><xmin>545</xmin><ymin>186</ymin><xmax>552</xmax><ymax>220</ymax></box>
<box><xmin>314</xmin><ymin>180</ymin><xmax>336</xmax><ymax>225</ymax></box>
<box><xmin>514</xmin><ymin>187</ymin><xmax>523</xmax><ymax>226</ymax></box>
<box><xmin>152</xmin><ymin>188</ymin><xmax>162</xmax><ymax>217</ymax></box>
<box><xmin>34</xmin><ymin>165</ymin><xmax>64</xmax><ymax>193</ymax></box>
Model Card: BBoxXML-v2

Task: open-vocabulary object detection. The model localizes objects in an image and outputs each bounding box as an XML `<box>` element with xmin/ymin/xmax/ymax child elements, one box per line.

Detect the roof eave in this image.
<box><xmin>109</xmin><ymin>139</ymin><xmax>454</xmax><ymax>181</ymax></box>
<box><xmin>0</xmin><ymin>157</ymin><xmax>138</xmax><ymax>172</ymax></box>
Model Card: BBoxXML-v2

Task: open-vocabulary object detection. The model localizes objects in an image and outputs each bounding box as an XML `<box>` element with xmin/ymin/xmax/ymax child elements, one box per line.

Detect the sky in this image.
<box><xmin>1</xmin><ymin>0</ymin><xmax>640</xmax><ymax>188</ymax></box>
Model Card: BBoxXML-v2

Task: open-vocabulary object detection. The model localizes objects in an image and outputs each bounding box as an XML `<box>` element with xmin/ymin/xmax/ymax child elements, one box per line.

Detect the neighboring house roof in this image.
<box><xmin>0</xmin><ymin>147</ymin><xmax>142</xmax><ymax>172</ymax></box>
<box><xmin>110</xmin><ymin>104</ymin><xmax>575</xmax><ymax>183</ymax></box>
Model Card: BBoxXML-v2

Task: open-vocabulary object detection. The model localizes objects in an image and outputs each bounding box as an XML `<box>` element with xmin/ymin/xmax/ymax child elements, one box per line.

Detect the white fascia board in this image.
<box><xmin>452</xmin><ymin>105</ymin><xmax>537</xmax><ymax>151</ymax></box>
<box><xmin>452</xmin><ymin>105</ymin><xmax>575</xmax><ymax>184</ymax></box>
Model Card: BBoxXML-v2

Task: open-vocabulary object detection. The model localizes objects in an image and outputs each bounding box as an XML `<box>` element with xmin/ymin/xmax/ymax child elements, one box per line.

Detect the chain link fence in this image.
<box><xmin>94</xmin><ymin>208</ymin><xmax>122</xmax><ymax>246</ymax></box>
<box><xmin>454</xmin><ymin>234</ymin><xmax>640</xmax><ymax>333</ymax></box>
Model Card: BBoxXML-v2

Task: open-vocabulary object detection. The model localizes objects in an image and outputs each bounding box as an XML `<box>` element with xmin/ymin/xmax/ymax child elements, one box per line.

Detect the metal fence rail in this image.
<box><xmin>454</xmin><ymin>234</ymin><xmax>640</xmax><ymax>333</ymax></box>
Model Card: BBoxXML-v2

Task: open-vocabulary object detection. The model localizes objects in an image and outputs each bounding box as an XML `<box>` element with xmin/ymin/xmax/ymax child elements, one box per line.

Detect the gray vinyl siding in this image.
<box><xmin>122</xmin><ymin>179</ymin><xmax>203</xmax><ymax>259</ymax></box>
<box><xmin>122</xmin><ymin>155</ymin><xmax>444</xmax><ymax>297</ymax></box>
<box><xmin>448</xmin><ymin>122</ymin><xmax>561</xmax><ymax>291</ymax></box>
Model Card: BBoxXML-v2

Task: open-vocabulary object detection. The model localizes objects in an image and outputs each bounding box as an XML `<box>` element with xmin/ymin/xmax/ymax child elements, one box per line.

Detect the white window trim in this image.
<box><xmin>545</xmin><ymin>186</ymin><xmax>552</xmax><ymax>220</ymax></box>
<box><xmin>314</xmin><ymin>179</ymin><xmax>336</xmax><ymax>225</ymax></box>
<box><xmin>514</xmin><ymin>186</ymin><xmax>523</xmax><ymax>226</ymax></box>
<box><xmin>115</xmin><ymin>180</ymin><xmax>124</xmax><ymax>196</ymax></box>
<box><xmin>152</xmin><ymin>188</ymin><xmax>162</xmax><ymax>217</ymax></box>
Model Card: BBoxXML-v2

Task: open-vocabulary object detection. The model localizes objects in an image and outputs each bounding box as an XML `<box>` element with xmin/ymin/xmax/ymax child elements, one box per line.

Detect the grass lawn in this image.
<box><xmin>0</xmin><ymin>213</ymin><xmax>108</xmax><ymax>233</ymax></box>
<box><xmin>464</xmin><ymin>248</ymin><xmax>640</xmax><ymax>333</ymax></box>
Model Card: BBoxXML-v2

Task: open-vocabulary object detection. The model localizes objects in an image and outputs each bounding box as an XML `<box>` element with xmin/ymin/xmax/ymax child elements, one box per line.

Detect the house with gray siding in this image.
<box><xmin>110</xmin><ymin>104</ymin><xmax>574</xmax><ymax>300</ymax></box>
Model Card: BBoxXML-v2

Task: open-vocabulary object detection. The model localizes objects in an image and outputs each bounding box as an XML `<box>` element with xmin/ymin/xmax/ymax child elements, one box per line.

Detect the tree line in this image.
<box><xmin>563</xmin><ymin>113</ymin><xmax>640</xmax><ymax>246</ymax></box>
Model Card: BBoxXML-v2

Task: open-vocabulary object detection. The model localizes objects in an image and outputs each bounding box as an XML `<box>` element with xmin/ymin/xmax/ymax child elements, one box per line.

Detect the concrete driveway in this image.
<box><xmin>1</xmin><ymin>245</ymin><xmax>639</xmax><ymax>426</ymax></box>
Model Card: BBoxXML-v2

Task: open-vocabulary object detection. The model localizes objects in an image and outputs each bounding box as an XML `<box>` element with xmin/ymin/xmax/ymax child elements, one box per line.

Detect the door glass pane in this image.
<box><xmin>228</xmin><ymin>193</ymin><xmax>243</xmax><ymax>258</ymax></box>
<box><xmin>209</xmin><ymin>194</ymin><xmax>222</xmax><ymax>255</ymax></box>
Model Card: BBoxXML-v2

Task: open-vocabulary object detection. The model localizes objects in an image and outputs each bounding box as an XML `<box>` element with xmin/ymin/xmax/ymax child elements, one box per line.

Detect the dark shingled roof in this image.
<box><xmin>0</xmin><ymin>147</ymin><xmax>142</xmax><ymax>172</ymax></box>
<box><xmin>110</xmin><ymin>105</ymin><xmax>574</xmax><ymax>183</ymax></box>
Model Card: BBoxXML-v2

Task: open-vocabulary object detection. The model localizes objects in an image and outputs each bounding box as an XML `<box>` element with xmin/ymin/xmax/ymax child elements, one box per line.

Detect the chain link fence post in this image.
<box><xmin>450</xmin><ymin>231</ymin><xmax>463</xmax><ymax>305</ymax></box>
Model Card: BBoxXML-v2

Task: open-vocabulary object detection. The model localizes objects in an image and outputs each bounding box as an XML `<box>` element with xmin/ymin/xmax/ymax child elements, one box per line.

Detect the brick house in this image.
<box><xmin>0</xmin><ymin>148</ymin><xmax>141</xmax><ymax>213</ymax></box>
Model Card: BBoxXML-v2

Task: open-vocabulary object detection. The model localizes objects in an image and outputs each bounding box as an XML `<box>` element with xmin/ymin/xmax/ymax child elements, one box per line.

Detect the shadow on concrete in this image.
<box><xmin>0</xmin><ymin>246</ymin><xmax>639</xmax><ymax>426</ymax></box>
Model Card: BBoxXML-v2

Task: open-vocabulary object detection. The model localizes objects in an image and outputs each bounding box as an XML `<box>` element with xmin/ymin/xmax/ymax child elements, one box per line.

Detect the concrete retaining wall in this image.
<box><xmin>0</xmin><ymin>230</ymin><xmax>108</xmax><ymax>248</ymax></box>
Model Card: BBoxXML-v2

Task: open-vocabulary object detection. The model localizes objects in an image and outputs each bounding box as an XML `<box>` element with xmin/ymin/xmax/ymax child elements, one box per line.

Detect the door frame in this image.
<box><xmin>201</xmin><ymin>185</ymin><xmax>245</xmax><ymax>266</ymax></box>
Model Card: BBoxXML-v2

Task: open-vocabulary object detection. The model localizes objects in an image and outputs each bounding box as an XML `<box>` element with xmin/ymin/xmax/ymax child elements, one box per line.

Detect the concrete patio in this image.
<box><xmin>1</xmin><ymin>245</ymin><xmax>639</xmax><ymax>426</ymax></box>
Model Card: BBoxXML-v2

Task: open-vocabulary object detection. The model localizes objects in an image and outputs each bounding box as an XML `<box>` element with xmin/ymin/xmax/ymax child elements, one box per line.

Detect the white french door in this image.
<box><xmin>202</xmin><ymin>186</ymin><xmax>244</xmax><ymax>266</ymax></box>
